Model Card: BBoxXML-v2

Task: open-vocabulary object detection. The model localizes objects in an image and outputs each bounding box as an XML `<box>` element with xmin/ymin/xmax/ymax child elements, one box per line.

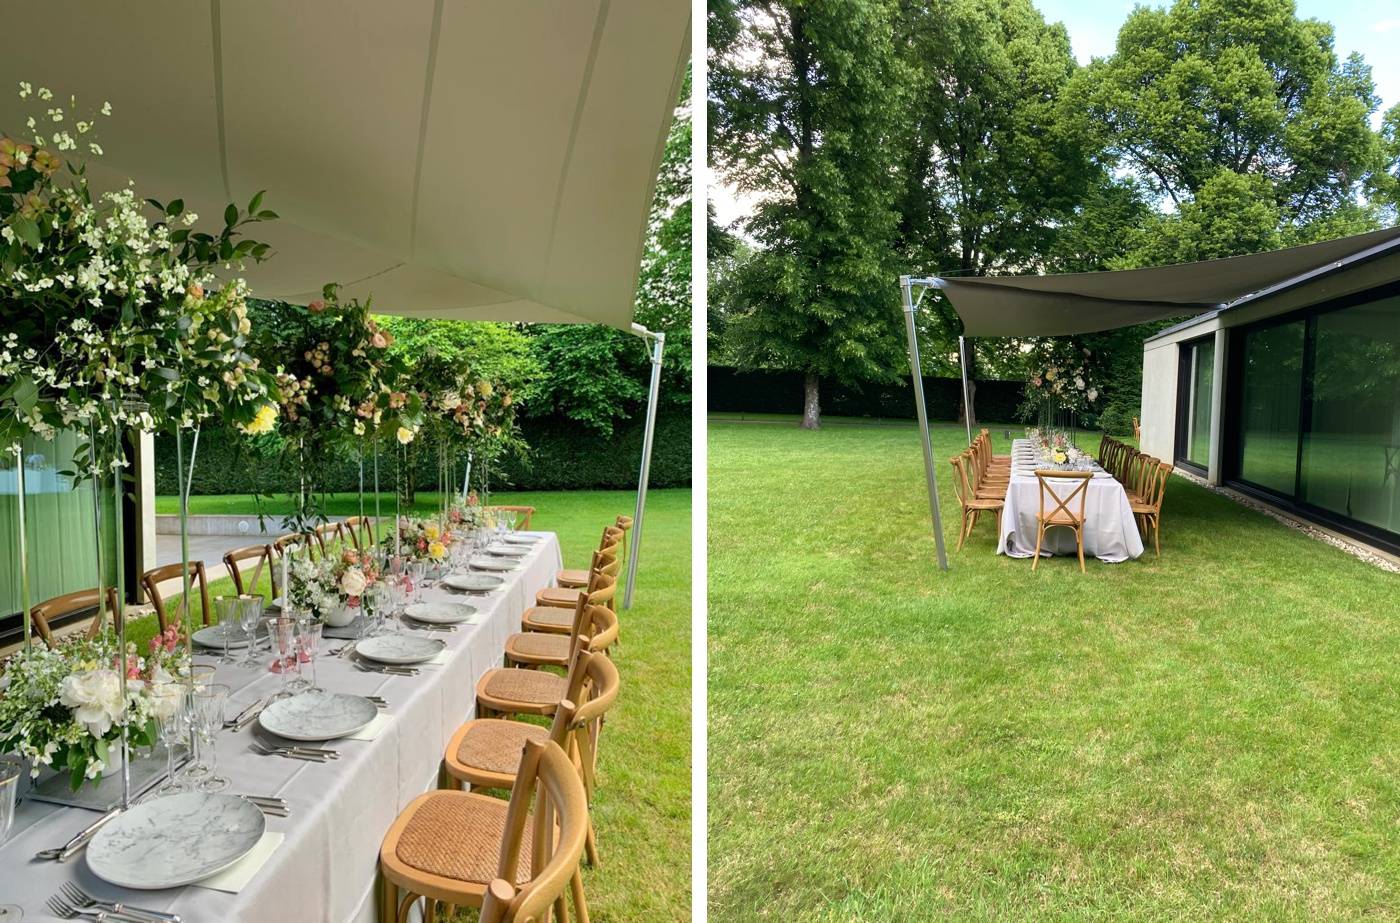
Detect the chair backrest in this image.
<box><xmin>948</xmin><ymin>454</ymin><xmax>974</xmax><ymax>508</ymax></box>
<box><xmin>30</xmin><ymin>587</ymin><xmax>122</xmax><ymax>649</ymax></box>
<box><xmin>1033</xmin><ymin>470</ymin><xmax>1093</xmax><ymax>525</ymax></box>
<box><xmin>272</xmin><ymin>533</ymin><xmax>314</xmax><ymax>563</ymax></box>
<box><xmin>140</xmin><ymin>560</ymin><xmax>212</xmax><ymax>632</ymax></box>
<box><xmin>223</xmin><ymin>543</ymin><xmax>275</xmax><ymax>599</ymax></box>
<box><xmin>480</xmin><ymin>739</ymin><xmax>589</xmax><ymax>923</ymax></box>
<box><xmin>312</xmin><ymin>521</ymin><xmax>343</xmax><ymax>555</ymax></box>
<box><xmin>1144</xmin><ymin>461</ymin><xmax>1173</xmax><ymax>512</ymax></box>
<box><xmin>340</xmin><ymin>516</ymin><xmax>373</xmax><ymax>550</ymax></box>
<box><xmin>1133</xmin><ymin>416</ymin><xmax>1141</xmax><ymax>440</ymax></box>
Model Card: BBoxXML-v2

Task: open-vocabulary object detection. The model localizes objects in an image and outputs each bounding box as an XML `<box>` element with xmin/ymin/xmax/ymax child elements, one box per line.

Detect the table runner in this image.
<box><xmin>996</xmin><ymin>440</ymin><xmax>1144</xmax><ymax>563</ymax></box>
<box><xmin>0</xmin><ymin>533</ymin><xmax>562</xmax><ymax>922</ymax></box>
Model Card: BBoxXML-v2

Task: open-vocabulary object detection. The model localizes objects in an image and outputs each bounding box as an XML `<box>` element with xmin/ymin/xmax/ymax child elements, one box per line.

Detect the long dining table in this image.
<box><xmin>0</xmin><ymin>533</ymin><xmax>563</xmax><ymax>922</ymax></box>
<box><xmin>996</xmin><ymin>439</ymin><xmax>1144</xmax><ymax>563</ymax></box>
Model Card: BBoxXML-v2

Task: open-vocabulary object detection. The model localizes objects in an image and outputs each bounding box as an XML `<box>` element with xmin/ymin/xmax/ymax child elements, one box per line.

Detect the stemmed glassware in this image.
<box><xmin>267</xmin><ymin>616</ymin><xmax>298</xmax><ymax>695</ymax></box>
<box><xmin>237</xmin><ymin>595</ymin><xmax>266</xmax><ymax>668</ymax></box>
<box><xmin>0</xmin><ymin>757</ymin><xmax>24</xmax><ymax>844</ymax></box>
<box><xmin>192</xmin><ymin>684</ymin><xmax>230</xmax><ymax>792</ymax></box>
<box><xmin>152</xmin><ymin>682</ymin><xmax>191</xmax><ymax>796</ymax></box>
<box><xmin>213</xmin><ymin>596</ymin><xmax>239</xmax><ymax>664</ymax></box>
<box><xmin>181</xmin><ymin>665</ymin><xmax>216</xmax><ymax>782</ymax></box>
<box><xmin>408</xmin><ymin>561</ymin><xmax>427</xmax><ymax>603</ymax></box>
<box><xmin>295</xmin><ymin>621</ymin><xmax>323</xmax><ymax>690</ymax></box>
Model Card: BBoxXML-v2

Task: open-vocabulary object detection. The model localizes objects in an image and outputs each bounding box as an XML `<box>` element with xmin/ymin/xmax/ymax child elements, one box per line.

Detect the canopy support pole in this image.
<box><xmin>900</xmin><ymin>276</ymin><xmax>949</xmax><ymax>572</ymax></box>
<box><xmin>623</xmin><ymin>324</ymin><xmax>665</xmax><ymax>610</ymax></box>
<box><xmin>958</xmin><ymin>335</ymin><xmax>973</xmax><ymax>446</ymax></box>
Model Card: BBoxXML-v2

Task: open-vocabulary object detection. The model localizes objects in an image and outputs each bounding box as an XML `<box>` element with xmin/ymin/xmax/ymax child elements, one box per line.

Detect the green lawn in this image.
<box><xmin>142</xmin><ymin>488</ymin><xmax>692</xmax><ymax>920</ymax></box>
<box><xmin>708</xmin><ymin>416</ymin><xmax>1400</xmax><ymax>921</ymax></box>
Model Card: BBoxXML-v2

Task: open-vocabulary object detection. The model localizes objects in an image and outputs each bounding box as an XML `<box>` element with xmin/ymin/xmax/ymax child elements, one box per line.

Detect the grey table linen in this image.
<box><xmin>996</xmin><ymin>440</ymin><xmax>1144</xmax><ymax>563</ymax></box>
<box><xmin>0</xmin><ymin>533</ymin><xmax>562</xmax><ymax>922</ymax></box>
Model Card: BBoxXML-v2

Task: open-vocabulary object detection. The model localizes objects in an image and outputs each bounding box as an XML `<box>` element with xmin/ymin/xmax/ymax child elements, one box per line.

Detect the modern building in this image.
<box><xmin>1141</xmin><ymin>245</ymin><xmax>1400</xmax><ymax>556</ymax></box>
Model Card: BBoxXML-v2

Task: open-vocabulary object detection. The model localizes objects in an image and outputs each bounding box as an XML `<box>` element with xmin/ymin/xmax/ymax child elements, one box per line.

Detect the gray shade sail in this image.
<box><xmin>0</xmin><ymin>0</ymin><xmax>689</xmax><ymax>328</ymax></box>
<box><xmin>938</xmin><ymin>226</ymin><xmax>1400</xmax><ymax>336</ymax></box>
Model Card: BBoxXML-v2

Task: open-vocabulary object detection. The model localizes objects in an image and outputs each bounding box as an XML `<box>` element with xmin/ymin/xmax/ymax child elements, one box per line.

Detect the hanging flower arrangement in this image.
<box><xmin>0</xmin><ymin>83</ymin><xmax>282</xmax><ymax>474</ymax></box>
<box><xmin>1021</xmin><ymin>341</ymin><xmax>1100</xmax><ymax>419</ymax></box>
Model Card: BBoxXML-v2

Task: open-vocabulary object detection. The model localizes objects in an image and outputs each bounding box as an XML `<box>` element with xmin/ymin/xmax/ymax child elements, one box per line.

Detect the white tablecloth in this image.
<box><xmin>0</xmin><ymin>533</ymin><xmax>562</xmax><ymax>922</ymax></box>
<box><xmin>996</xmin><ymin>440</ymin><xmax>1144</xmax><ymax>563</ymax></box>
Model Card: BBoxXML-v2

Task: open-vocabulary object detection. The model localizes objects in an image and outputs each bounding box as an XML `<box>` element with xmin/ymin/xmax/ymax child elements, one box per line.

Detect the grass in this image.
<box><xmin>139</xmin><ymin>488</ymin><xmax>692</xmax><ymax>920</ymax></box>
<box><xmin>708</xmin><ymin>416</ymin><xmax>1400</xmax><ymax>921</ymax></box>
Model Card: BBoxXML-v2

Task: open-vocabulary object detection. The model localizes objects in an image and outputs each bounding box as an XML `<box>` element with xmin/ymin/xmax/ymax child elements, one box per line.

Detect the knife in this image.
<box><xmin>225</xmin><ymin>695</ymin><xmax>268</xmax><ymax>729</ymax></box>
<box><xmin>34</xmin><ymin>805</ymin><xmax>123</xmax><ymax>861</ymax></box>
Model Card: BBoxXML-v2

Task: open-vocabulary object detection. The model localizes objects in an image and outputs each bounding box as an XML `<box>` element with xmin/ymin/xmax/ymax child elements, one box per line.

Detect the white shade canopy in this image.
<box><xmin>0</xmin><ymin>0</ymin><xmax>689</xmax><ymax>328</ymax></box>
<box><xmin>937</xmin><ymin>226</ymin><xmax>1400</xmax><ymax>336</ymax></box>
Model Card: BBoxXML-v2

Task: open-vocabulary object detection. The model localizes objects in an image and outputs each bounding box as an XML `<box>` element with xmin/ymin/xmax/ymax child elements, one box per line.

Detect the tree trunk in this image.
<box><xmin>800</xmin><ymin>371</ymin><xmax>821</xmax><ymax>430</ymax></box>
<box><xmin>957</xmin><ymin>341</ymin><xmax>979</xmax><ymax>431</ymax></box>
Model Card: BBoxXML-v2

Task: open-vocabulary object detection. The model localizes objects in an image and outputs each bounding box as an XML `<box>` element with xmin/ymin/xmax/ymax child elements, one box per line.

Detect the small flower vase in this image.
<box><xmin>323</xmin><ymin>604</ymin><xmax>356</xmax><ymax>628</ymax></box>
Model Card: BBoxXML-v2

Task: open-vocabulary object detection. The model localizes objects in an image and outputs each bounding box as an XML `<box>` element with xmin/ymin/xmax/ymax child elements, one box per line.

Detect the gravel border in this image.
<box><xmin>1172</xmin><ymin>468</ymin><xmax>1400</xmax><ymax>574</ymax></box>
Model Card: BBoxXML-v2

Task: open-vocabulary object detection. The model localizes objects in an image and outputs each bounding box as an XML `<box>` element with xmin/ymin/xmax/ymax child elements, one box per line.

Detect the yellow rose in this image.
<box><xmin>427</xmin><ymin>541</ymin><xmax>446</xmax><ymax>560</ymax></box>
<box><xmin>424</xmin><ymin>523</ymin><xmax>440</xmax><ymax>541</ymax></box>
<box><xmin>240</xmin><ymin>403</ymin><xmax>278</xmax><ymax>435</ymax></box>
<box><xmin>396</xmin><ymin>426</ymin><xmax>415</xmax><ymax>445</ymax></box>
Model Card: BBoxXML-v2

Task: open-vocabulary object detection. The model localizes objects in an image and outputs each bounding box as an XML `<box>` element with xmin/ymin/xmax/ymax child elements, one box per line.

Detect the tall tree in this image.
<box><xmin>891</xmin><ymin>0</ymin><xmax>1100</xmax><ymax>426</ymax></box>
<box><xmin>710</xmin><ymin>0</ymin><xmax>907</xmax><ymax>428</ymax></box>
<box><xmin>1069</xmin><ymin>0</ymin><xmax>1387</xmax><ymax>261</ymax></box>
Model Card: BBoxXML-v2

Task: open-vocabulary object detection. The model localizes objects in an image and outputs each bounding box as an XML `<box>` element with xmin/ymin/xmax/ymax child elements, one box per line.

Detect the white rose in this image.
<box><xmin>59</xmin><ymin>669</ymin><xmax>125</xmax><ymax>738</ymax></box>
<box><xmin>339</xmin><ymin>568</ymin><xmax>367</xmax><ymax>597</ymax></box>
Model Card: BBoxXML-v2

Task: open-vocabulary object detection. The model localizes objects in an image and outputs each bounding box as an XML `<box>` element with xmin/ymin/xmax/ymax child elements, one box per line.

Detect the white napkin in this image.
<box><xmin>347</xmin><ymin>713</ymin><xmax>391</xmax><ymax>741</ymax></box>
<box><xmin>193</xmin><ymin>831</ymin><xmax>285</xmax><ymax>893</ymax></box>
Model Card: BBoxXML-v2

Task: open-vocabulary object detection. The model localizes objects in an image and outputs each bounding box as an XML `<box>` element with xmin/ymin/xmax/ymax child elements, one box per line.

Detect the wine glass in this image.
<box><xmin>192</xmin><ymin>684</ymin><xmax>230</xmax><ymax>793</ymax></box>
<box><xmin>237</xmin><ymin>595</ymin><xmax>266</xmax><ymax>667</ymax></box>
<box><xmin>213</xmin><ymin>596</ymin><xmax>239</xmax><ymax>664</ymax></box>
<box><xmin>267</xmin><ymin>616</ymin><xmax>298</xmax><ymax>695</ymax></box>
<box><xmin>0</xmin><ymin>756</ymin><xmax>22</xmax><ymax>844</ymax></box>
<box><xmin>296</xmin><ymin>621</ymin><xmax>323</xmax><ymax>689</ymax></box>
<box><xmin>408</xmin><ymin>561</ymin><xmax>427</xmax><ymax>603</ymax></box>
<box><xmin>152</xmin><ymin>683</ymin><xmax>191</xmax><ymax>796</ymax></box>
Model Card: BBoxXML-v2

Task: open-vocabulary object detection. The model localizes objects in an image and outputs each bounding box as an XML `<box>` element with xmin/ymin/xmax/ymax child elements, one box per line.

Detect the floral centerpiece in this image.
<box><xmin>390</xmin><ymin>516</ymin><xmax>454</xmax><ymax>565</ymax></box>
<box><xmin>447</xmin><ymin>490</ymin><xmax>485</xmax><ymax>531</ymax></box>
<box><xmin>0</xmin><ymin>628</ymin><xmax>190</xmax><ymax>789</ymax></box>
<box><xmin>286</xmin><ymin>547</ymin><xmax>382</xmax><ymax>625</ymax></box>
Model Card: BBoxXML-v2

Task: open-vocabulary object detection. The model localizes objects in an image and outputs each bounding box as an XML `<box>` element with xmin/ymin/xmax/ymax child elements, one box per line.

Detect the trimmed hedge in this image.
<box><xmin>154</xmin><ymin>412</ymin><xmax>691</xmax><ymax>495</ymax></box>
<box><xmin>708</xmin><ymin>366</ymin><xmax>1029</xmax><ymax>423</ymax></box>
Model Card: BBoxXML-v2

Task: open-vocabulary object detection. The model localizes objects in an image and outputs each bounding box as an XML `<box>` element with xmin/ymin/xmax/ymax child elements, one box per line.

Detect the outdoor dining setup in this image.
<box><xmin>1</xmin><ymin>509</ymin><xmax>630</xmax><ymax>922</ymax></box>
<box><xmin>949</xmin><ymin>428</ymin><xmax>1172</xmax><ymax>570</ymax></box>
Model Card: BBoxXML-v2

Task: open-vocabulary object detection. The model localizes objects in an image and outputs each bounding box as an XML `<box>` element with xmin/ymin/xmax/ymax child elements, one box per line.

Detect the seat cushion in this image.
<box><xmin>456</xmin><ymin>720</ymin><xmax>549</xmax><ymax>776</ymax></box>
<box><xmin>395</xmin><ymin>791</ymin><xmax>531</xmax><ymax>885</ymax></box>
<box><xmin>481</xmin><ymin>668</ymin><xmax>568</xmax><ymax>706</ymax></box>
<box><xmin>505</xmin><ymin>632</ymin><xmax>571</xmax><ymax>661</ymax></box>
<box><xmin>521</xmin><ymin>606</ymin><xmax>574</xmax><ymax>630</ymax></box>
<box><xmin>555</xmin><ymin>568</ymin><xmax>591</xmax><ymax>587</ymax></box>
<box><xmin>536</xmin><ymin>586</ymin><xmax>583</xmax><ymax>608</ymax></box>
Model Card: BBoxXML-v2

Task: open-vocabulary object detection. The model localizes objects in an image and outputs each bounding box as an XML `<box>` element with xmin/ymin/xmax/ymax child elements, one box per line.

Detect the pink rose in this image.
<box><xmin>186</xmin><ymin>282</ymin><xmax>204</xmax><ymax>301</ymax></box>
<box><xmin>371</xmin><ymin>332</ymin><xmax>388</xmax><ymax>349</ymax></box>
<box><xmin>307</xmin><ymin>299</ymin><xmax>326</xmax><ymax>313</ymax></box>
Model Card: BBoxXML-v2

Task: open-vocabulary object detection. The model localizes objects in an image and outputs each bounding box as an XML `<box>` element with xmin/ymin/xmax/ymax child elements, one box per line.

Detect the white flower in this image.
<box><xmin>1074</xmin><ymin>376</ymin><xmax>1085</xmax><ymax>390</ymax></box>
<box><xmin>101</xmin><ymin>101</ymin><xmax>112</xmax><ymax>115</ymax></box>
<box><xmin>1087</xmin><ymin>388</ymin><xmax>1098</xmax><ymax>402</ymax></box>
<box><xmin>58</xmin><ymin>668</ymin><xmax>125</xmax><ymax>738</ymax></box>
<box><xmin>339</xmin><ymin>568</ymin><xmax>367</xmax><ymax>598</ymax></box>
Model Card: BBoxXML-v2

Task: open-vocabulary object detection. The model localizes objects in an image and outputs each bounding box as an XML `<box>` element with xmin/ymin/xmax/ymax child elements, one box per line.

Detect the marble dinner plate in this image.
<box><xmin>259</xmin><ymin>690</ymin><xmax>379</xmax><ymax>741</ymax></box>
<box><xmin>87</xmin><ymin>791</ymin><xmax>266</xmax><ymax>889</ymax></box>
<box><xmin>443</xmin><ymin>573</ymin><xmax>505</xmax><ymax>592</ymax></box>
<box><xmin>503</xmin><ymin>533</ymin><xmax>543</xmax><ymax>545</ymax></box>
<box><xmin>485</xmin><ymin>545</ymin><xmax>529</xmax><ymax>558</ymax></box>
<box><xmin>192</xmin><ymin>622</ymin><xmax>268</xmax><ymax>650</ymax></box>
<box><xmin>355</xmin><ymin>634</ymin><xmax>445</xmax><ymax>665</ymax></box>
<box><xmin>404</xmin><ymin>601</ymin><xmax>477</xmax><ymax>624</ymax></box>
<box><xmin>468</xmin><ymin>557</ymin><xmax>516</xmax><ymax>572</ymax></box>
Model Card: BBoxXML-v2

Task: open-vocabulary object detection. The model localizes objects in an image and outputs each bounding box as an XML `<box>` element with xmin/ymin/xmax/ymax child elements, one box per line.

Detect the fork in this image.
<box><xmin>46</xmin><ymin>891</ymin><xmax>146</xmax><ymax>922</ymax></box>
<box><xmin>251</xmin><ymin>742</ymin><xmax>330</xmax><ymax>762</ymax></box>
<box><xmin>355</xmin><ymin>662</ymin><xmax>419</xmax><ymax>676</ymax></box>
<box><xmin>59</xmin><ymin>883</ymin><xmax>180</xmax><ymax>923</ymax></box>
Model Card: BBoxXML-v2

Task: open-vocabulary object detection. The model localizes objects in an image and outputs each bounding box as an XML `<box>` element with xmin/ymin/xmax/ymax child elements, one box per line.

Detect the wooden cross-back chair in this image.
<box><xmin>505</xmin><ymin>596</ymin><xmax>618</xmax><ymax>669</ymax></box>
<box><xmin>521</xmin><ymin>568</ymin><xmax>617</xmax><ymax>637</ymax></box>
<box><xmin>1031</xmin><ymin>470</ymin><xmax>1094</xmax><ymax>573</ymax></box>
<box><xmin>140</xmin><ymin>560</ymin><xmax>213</xmax><ymax>632</ymax></box>
<box><xmin>555</xmin><ymin>527</ymin><xmax>623</xmax><ymax>589</ymax></box>
<box><xmin>613</xmin><ymin>515</ymin><xmax>632</xmax><ymax>569</ymax></box>
<box><xmin>272</xmin><ymin>533</ymin><xmax>315</xmax><ymax>565</ymax></box>
<box><xmin>1133</xmin><ymin>416</ymin><xmax>1141</xmax><ymax>440</ymax></box>
<box><xmin>341</xmin><ymin>515</ymin><xmax>375</xmax><ymax>551</ymax></box>
<box><xmin>978</xmin><ymin>428</ymin><xmax>1011</xmax><ymax>465</ymax></box>
<box><xmin>478</xmin><ymin>600</ymin><xmax>618</xmax><ymax>721</ymax></box>
<box><xmin>380</xmin><ymin>733</ymin><xmax>590</xmax><ymax>923</ymax></box>
<box><xmin>535</xmin><ymin>549</ymin><xmax>620</xmax><ymax>613</ymax></box>
<box><xmin>29</xmin><ymin>587</ymin><xmax>122</xmax><ymax>649</ymax></box>
<box><xmin>223</xmin><ymin>543</ymin><xmax>276</xmax><ymax>600</ymax></box>
<box><xmin>1130</xmin><ymin>460</ymin><xmax>1173</xmax><ymax>557</ymax></box>
<box><xmin>949</xmin><ymin>453</ymin><xmax>1004</xmax><ymax>551</ymax></box>
<box><xmin>312</xmin><ymin>521</ymin><xmax>344</xmax><ymax>556</ymax></box>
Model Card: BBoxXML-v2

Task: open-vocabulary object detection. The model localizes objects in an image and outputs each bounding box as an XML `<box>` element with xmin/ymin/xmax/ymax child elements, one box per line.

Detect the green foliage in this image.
<box><xmin>522</xmin><ymin>325</ymin><xmax>651</xmax><ymax>437</ymax></box>
<box><xmin>710</xmin><ymin>0</ymin><xmax>909</xmax><ymax>401</ymax></box>
<box><xmin>376</xmin><ymin>317</ymin><xmax>537</xmax><ymax>392</ymax></box>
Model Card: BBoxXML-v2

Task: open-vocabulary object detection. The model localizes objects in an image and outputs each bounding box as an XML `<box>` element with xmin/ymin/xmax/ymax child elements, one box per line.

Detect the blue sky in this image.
<box><xmin>1036</xmin><ymin>0</ymin><xmax>1400</xmax><ymax>127</ymax></box>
